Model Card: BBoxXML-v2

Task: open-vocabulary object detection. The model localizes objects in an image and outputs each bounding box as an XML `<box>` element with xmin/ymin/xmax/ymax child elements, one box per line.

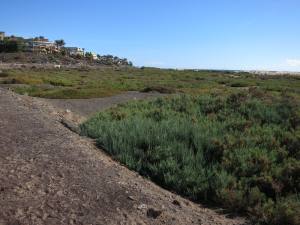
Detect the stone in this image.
<box><xmin>147</xmin><ymin>208</ymin><xmax>162</xmax><ymax>219</ymax></box>
<box><xmin>137</xmin><ymin>204</ymin><xmax>147</xmax><ymax>210</ymax></box>
<box><xmin>60</xmin><ymin>118</ymin><xmax>80</xmax><ymax>134</ymax></box>
<box><xmin>128</xmin><ymin>196</ymin><xmax>135</xmax><ymax>201</ymax></box>
<box><xmin>172</xmin><ymin>199</ymin><xmax>181</xmax><ymax>207</ymax></box>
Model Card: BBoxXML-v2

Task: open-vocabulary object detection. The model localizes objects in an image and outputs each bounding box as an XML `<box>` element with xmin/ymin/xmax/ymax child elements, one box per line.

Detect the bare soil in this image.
<box><xmin>0</xmin><ymin>88</ymin><xmax>248</xmax><ymax>225</ymax></box>
<box><xmin>44</xmin><ymin>91</ymin><xmax>167</xmax><ymax>118</ymax></box>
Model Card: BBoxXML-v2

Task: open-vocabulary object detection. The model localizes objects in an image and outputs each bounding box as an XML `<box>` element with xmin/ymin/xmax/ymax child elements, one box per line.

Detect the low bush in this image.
<box><xmin>142</xmin><ymin>86</ymin><xmax>176</xmax><ymax>94</ymax></box>
<box><xmin>0</xmin><ymin>72</ymin><xmax>9</xmax><ymax>77</ymax></box>
<box><xmin>229</xmin><ymin>81</ymin><xmax>256</xmax><ymax>88</ymax></box>
<box><xmin>1</xmin><ymin>76</ymin><xmax>43</xmax><ymax>85</ymax></box>
<box><xmin>47</xmin><ymin>78</ymin><xmax>73</xmax><ymax>87</ymax></box>
<box><xmin>81</xmin><ymin>91</ymin><xmax>300</xmax><ymax>225</ymax></box>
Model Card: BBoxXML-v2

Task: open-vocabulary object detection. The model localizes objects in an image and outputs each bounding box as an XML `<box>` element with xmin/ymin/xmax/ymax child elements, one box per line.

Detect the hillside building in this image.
<box><xmin>63</xmin><ymin>47</ymin><xmax>84</xmax><ymax>56</ymax></box>
<box><xmin>0</xmin><ymin>32</ymin><xmax>5</xmax><ymax>41</ymax></box>
<box><xmin>91</xmin><ymin>52</ymin><xmax>98</xmax><ymax>60</ymax></box>
<box><xmin>24</xmin><ymin>38</ymin><xmax>58</xmax><ymax>54</ymax></box>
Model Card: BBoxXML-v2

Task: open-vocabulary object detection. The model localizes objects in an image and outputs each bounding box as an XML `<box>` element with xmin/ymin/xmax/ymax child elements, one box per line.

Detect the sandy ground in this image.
<box><xmin>0</xmin><ymin>88</ymin><xmax>248</xmax><ymax>225</ymax></box>
<box><xmin>44</xmin><ymin>91</ymin><xmax>167</xmax><ymax>119</ymax></box>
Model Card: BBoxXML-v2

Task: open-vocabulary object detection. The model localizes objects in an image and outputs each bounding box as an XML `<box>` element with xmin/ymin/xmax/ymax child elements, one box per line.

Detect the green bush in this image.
<box><xmin>0</xmin><ymin>72</ymin><xmax>9</xmax><ymax>77</ymax></box>
<box><xmin>0</xmin><ymin>39</ymin><xmax>25</xmax><ymax>53</ymax></box>
<box><xmin>81</xmin><ymin>91</ymin><xmax>300</xmax><ymax>225</ymax></box>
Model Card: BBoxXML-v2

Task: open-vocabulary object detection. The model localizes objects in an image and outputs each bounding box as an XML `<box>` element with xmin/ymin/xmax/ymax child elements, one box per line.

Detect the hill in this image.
<box><xmin>0</xmin><ymin>52</ymin><xmax>132</xmax><ymax>68</ymax></box>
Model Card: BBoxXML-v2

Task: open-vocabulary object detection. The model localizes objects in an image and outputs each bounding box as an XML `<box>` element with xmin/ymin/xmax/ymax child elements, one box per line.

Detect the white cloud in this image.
<box><xmin>286</xmin><ymin>59</ymin><xmax>300</xmax><ymax>67</ymax></box>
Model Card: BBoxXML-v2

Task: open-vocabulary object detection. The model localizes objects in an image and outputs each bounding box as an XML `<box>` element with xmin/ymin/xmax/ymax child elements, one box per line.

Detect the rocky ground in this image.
<box><xmin>0</xmin><ymin>88</ymin><xmax>248</xmax><ymax>225</ymax></box>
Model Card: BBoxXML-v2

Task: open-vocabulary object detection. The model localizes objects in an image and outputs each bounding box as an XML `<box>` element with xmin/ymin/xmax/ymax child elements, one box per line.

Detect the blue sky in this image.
<box><xmin>1</xmin><ymin>0</ymin><xmax>300</xmax><ymax>71</ymax></box>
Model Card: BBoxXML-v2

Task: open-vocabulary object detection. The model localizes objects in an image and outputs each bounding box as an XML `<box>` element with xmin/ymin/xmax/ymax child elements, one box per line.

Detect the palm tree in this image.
<box><xmin>55</xmin><ymin>39</ymin><xmax>65</xmax><ymax>48</ymax></box>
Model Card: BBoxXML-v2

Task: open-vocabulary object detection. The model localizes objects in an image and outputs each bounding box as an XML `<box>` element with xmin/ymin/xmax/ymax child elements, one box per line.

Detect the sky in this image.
<box><xmin>1</xmin><ymin>0</ymin><xmax>300</xmax><ymax>71</ymax></box>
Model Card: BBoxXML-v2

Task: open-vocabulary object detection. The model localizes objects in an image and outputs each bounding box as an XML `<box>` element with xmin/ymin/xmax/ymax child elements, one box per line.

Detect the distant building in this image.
<box><xmin>0</xmin><ymin>32</ymin><xmax>5</xmax><ymax>41</ymax></box>
<box><xmin>63</xmin><ymin>47</ymin><xmax>85</xmax><ymax>56</ymax></box>
<box><xmin>91</xmin><ymin>52</ymin><xmax>98</xmax><ymax>60</ymax></box>
<box><xmin>24</xmin><ymin>38</ymin><xmax>58</xmax><ymax>53</ymax></box>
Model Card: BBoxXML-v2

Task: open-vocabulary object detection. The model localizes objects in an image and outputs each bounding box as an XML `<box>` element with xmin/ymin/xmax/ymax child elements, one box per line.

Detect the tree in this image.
<box><xmin>0</xmin><ymin>39</ymin><xmax>25</xmax><ymax>53</ymax></box>
<box><xmin>60</xmin><ymin>48</ymin><xmax>67</xmax><ymax>56</ymax></box>
<box><xmin>55</xmin><ymin>39</ymin><xmax>65</xmax><ymax>48</ymax></box>
<box><xmin>85</xmin><ymin>52</ymin><xmax>93</xmax><ymax>61</ymax></box>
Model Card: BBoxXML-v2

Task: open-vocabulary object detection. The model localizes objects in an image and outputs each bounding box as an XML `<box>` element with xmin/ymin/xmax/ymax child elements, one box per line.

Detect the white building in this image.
<box><xmin>0</xmin><ymin>32</ymin><xmax>5</xmax><ymax>41</ymax></box>
<box><xmin>64</xmin><ymin>47</ymin><xmax>85</xmax><ymax>56</ymax></box>
<box><xmin>91</xmin><ymin>52</ymin><xmax>98</xmax><ymax>60</ymax></box>
<box><xmin>24</xmin><ymin>38</ymin><xmax>58</xmax><ymax>53</ymax></box>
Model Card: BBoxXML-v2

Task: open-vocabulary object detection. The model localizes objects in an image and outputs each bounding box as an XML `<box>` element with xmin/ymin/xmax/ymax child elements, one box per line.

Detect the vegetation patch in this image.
<box><xmin>81</xmin><ymin>90</ymin><xmax>300</xmax><ymax>225</ymax></box>
<box><xmin>0</xmin><ymin>71</ymin><xmax>9</xmax><ymax>77</ymax></box>
<box><xmin>3</xmin><ymin>68</ymin><xmax>300</xmax><ymax>99</ymax></box>
<box><xmin>45</xmin><ymin>77</ymin><xmax>73</xmax><ymax>87</ymax></box>
<box><xmin>142</xmin><ymin>86</ymin><xmax>176</xmax><ymax>94</ymax></box>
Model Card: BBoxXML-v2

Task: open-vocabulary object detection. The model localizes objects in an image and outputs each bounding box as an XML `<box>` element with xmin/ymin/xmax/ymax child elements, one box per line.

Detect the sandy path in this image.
<box><xmin>44</xmin><ymin>91</ymin><xmax>166</xmax><ymax>118</ymax></box>
<box><xmin>0</xmin><ymin>88</ymin><xmax>247</xmax><ymax>225</ymax></box>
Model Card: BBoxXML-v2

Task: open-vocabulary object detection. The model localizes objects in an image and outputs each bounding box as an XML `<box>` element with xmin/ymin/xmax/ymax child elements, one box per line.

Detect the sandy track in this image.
<box><xmin>44</xmin><ymin>91</ymin><xmax>166</xmax><ymax>118</ymax></box>
<box><xmin>0</xmin><ymin>88</ymin><xmax>247</xmax><ymax>225</ymax></box>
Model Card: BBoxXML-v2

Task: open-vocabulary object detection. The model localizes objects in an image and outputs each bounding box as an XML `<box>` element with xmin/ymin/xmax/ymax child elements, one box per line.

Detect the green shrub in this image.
<box><xmin>142</xmin><ymin>86</ymin><xmax>176</xmax><ymax>94</ymax></box>
<box><xmin>229</xmin><ymin>81</ymin><xmax>251</xmax><ymax>87</ymax></box>
<box><xmin>81</xmin><ymin>91</ymin><xmax>300</xmax><ymax>225</ymax></box>
<box><xmin>0</xmin><ymin>72</ymin><xmax>9</xmax><ymax>77</ymax></box>
<box><xmin>44</xmin><ymin>77</ymin><xmax>73</xmax><ymax>86</ymax></box>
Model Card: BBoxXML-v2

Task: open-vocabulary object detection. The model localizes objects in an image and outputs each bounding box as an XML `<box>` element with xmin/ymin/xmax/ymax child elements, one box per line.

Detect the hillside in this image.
<box><xmin>0</xmin><ymin>52</ymin><xmax>132</xmax><ymax>68</ymax></box>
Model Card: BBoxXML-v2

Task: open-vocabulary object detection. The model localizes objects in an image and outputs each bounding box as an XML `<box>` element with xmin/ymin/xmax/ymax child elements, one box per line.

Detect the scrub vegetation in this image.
<box><xmin>81</xmin><ymin>90</ymin><xmax>300</xmax><ymax>225</ymax></box>
<box><xmin>2</xmin><ymin>67</ymin><xmax>300</xmax><ymax>224</ymax></box>
<box><xmin>1</xmin><ymin>67</ymin><xmax>300</xmax><ymax>99</ymax></box>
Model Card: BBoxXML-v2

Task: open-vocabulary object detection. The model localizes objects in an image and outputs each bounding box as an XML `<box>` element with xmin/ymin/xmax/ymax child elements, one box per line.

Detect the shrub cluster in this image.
<box><xmin>81</xmin><ymin>91</ymin><xmax>300</xmax><ymax>225</ymax></box>
<box><xmin>0</xmin><ymin>39</ymin><xmax>25</xmax><ymax>53</ymax></box>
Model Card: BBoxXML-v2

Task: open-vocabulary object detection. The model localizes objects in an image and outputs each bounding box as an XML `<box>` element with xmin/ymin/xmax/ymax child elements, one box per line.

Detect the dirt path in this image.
<box><xmin>0</xmin><ymin>88</ymin><xmax>247</xmax><ymax>225</ymax></box>
<box><xmin>44</xmin><ymin>91</ymin><xmax>166</xmax><ymax>118</ymax></box>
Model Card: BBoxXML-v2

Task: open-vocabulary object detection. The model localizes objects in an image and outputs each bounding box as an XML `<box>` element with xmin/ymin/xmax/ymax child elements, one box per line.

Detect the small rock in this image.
<box><xmin>185</xmin><ymin>200</ymin><xmax>190</xmax><ymax>206</ymax></box>
<box><xmin>137</xmin><ymin>204</ymin><xmax>147</xmax><ymax>210</ymax></box>
<box><xmin>172</xmin><ymin>199</ymin><xmax>181</xmax><ymax>207</ymax></box>
<box><xmin>147</xmin><ymin>208</ymin><xmax>162</xmax><ymax>219</ymax></box>
<box><xmin>60</xmin><ymin>118</ymin><xmax>80</xmax><ymax>134</ymax></box>
<box><xmin>42</xmin><ymin>213</ymin><xmax>48</xmax><ymax>220</ymax></box>
<box><xmin>128</xmin><ymin>196</ymin><xmax>135</xmax><ymax>201</ymax></box>
<box><xmin>56</xmin><ymin>190</ymin><xmax>64</xmax><ymax>196</ymax></box>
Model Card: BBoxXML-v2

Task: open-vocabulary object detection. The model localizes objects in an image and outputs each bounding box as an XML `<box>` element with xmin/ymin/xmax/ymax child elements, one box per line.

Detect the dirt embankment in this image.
<box><xmin>0</xmin><ymin>88</ymin><xmax>248</xmax><ymax>225</ymax></box>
